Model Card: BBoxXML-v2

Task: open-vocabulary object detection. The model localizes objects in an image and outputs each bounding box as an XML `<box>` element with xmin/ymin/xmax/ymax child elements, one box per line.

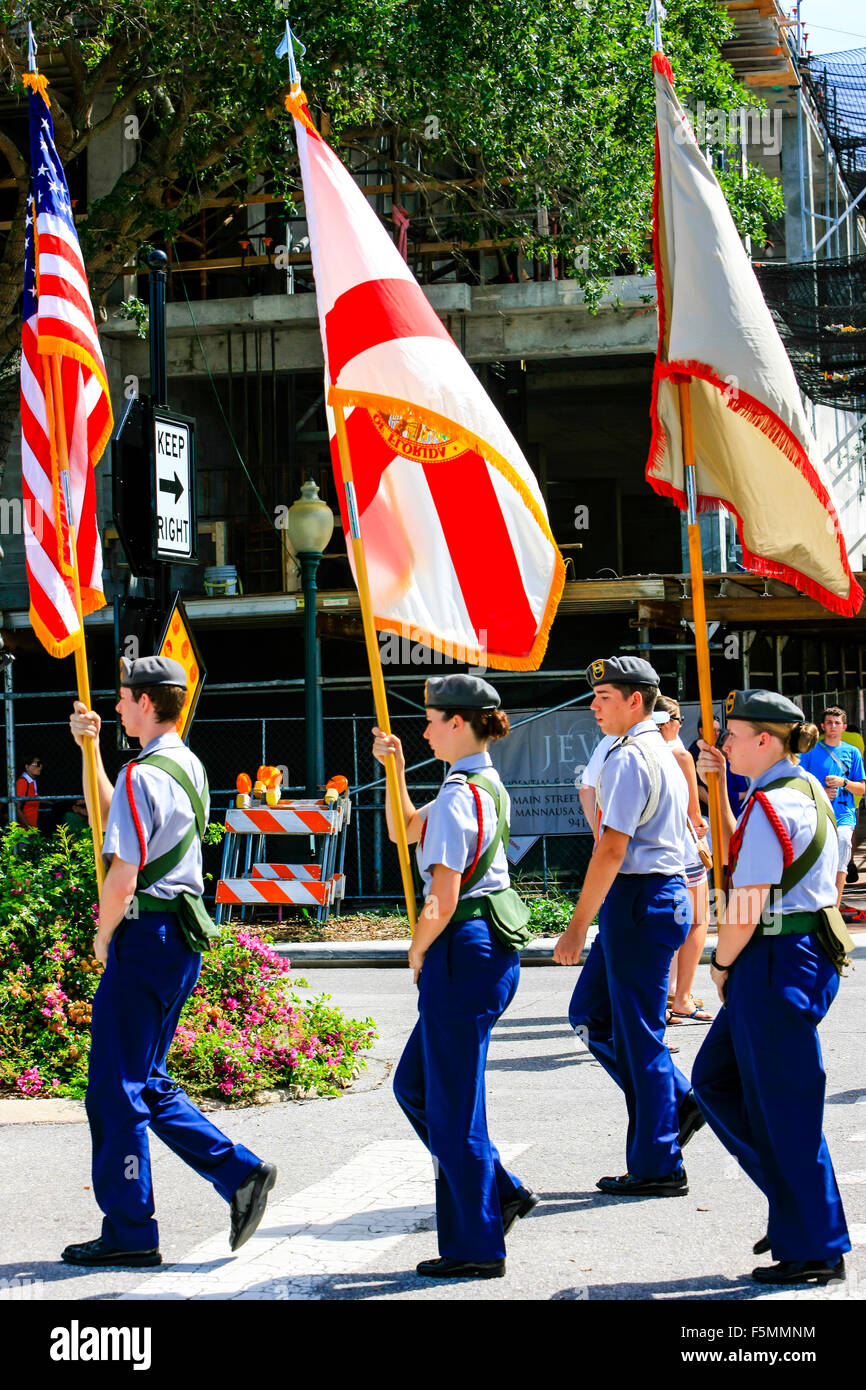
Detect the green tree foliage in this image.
<box><xmin>0</xmin><ymin>0</ymin><xmax>782</xmax><ymax>460</ymax></box>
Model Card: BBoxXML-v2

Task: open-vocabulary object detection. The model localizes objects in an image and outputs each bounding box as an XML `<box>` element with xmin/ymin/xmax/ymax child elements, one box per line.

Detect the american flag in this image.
<box><xmin>20</xmin><ymin>73</ymin><xmax>113</xmax><ymax>657</ymax></box>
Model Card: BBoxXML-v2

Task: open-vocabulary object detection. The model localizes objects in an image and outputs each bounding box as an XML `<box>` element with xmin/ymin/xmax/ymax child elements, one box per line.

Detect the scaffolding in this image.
<box><xmin>804</xmin><ymin>48</ymin><xmax>866</xmax><ymax>201</ymax></box>
<box><xmin>754</xmin><ymin>254</ymin><xmax>866</xmax><ymax>411</ymax></box>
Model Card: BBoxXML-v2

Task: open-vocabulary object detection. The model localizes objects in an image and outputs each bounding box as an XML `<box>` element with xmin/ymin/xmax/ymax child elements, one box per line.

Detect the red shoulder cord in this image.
<box><xmin>728</xmin><ymin>790</ymin><xmax>794</xmax><ymax>876</ymax></box>
<box><xmin>124</xmin><ymin>762</ymin><xmax>147</xmax><ymax>871</ymax></box>
<box><xmin>419</xmin><ymin>782</ymin><xmax>485</xmax><ymax>886</ymax></box>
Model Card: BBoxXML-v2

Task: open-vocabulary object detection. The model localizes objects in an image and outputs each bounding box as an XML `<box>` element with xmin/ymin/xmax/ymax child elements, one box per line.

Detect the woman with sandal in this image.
<box><xmin>692</xmin><ymin>689</ymin><xmax>850</xmax><ymax>1287</ymax></box>
<box><xmin>653</xmin><ymin>696</ymin><xmax>713</xmax><ymax>1025</ymax></box>
<box><xmin>371</xmin><ymin>673</ymin><xmax>537</xmax><ymax>1281</ymax></box>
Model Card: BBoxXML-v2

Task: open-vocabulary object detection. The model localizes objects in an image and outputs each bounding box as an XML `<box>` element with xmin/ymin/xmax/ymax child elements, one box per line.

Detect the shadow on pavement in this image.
<box><xmin>826</xmin><ymin>1088</ymin><xmax>866</xmax><ymax>1105</ymax></box>
<box><xmin>486</xmin><ymin>1053</ymin><xmax>586</xmax><ymax>1072</ymax></box>
<box><xmin>554</xmin><ymin>1272</ymin><xmax>761</xmax><ymax>1301</ymax></box>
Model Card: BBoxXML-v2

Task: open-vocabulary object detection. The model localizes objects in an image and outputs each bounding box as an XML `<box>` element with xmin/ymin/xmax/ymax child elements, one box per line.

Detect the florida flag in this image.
<box><xmin>287</xmin><ymin>91</ymin><xmax>564</xmax><ymax>669</ymax></box>
<box><xmin>648</xmin><ymin>54</ymin><xmax>862</xmax><ymax>618</ymax></box>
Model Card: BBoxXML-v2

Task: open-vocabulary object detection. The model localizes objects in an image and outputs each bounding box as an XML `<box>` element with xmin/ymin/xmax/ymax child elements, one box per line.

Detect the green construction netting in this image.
<box><xmin>754</xmin><ymin>254</ymin><xmax>866</xmax><ymax>412</ymax></box>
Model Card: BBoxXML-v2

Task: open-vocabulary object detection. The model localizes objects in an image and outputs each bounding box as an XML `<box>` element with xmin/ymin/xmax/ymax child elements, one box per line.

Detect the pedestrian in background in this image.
<box><xmin>693</xmin><ymin>690</ymin><xmax>850</xmax><ymax>1287</ymax></box>
<box><xmin>653</xmin><ymin>696</ymin><xmax>712</xmax><ymax>1024</ymax></box>
<box><xmin>799</xmin><ymin>706</ymin><xmax>865</xmax><ymax>907</ymax></box>
<box><xmin>16</xmin><ymin>754</ymin><xmax>43</xmax><ymax>828</ymax></box>
<box><xmin>61</xmin><ymin>796</ymin><xmax>89</xmax><ymax>832</ymax></box>
<box><xmin>372</xmin><ymin>673</ymin><xmax>537</xmax><ymax>1281</ymax></box>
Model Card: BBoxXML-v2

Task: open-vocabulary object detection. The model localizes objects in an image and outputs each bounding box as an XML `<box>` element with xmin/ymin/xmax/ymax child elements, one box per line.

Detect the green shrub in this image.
<box><xmin>525</xmin><ymin>895</ymin><xmax>574</xmax><ymax>935</ymax></box>
<box><xmin>0</xmin><ymin>824</ymin><xmax>376</xmax><ymax>1101</ymax></box>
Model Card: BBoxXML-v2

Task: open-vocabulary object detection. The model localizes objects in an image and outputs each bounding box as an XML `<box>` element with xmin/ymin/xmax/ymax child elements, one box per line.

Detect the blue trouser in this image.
<box><xmin>393</xmin><ymin>917</ymin><xmax>522</xmax><ymax>1261</ymax></box>
<box><xmin>568</xmin><ymin>873</ymin><xmax>692</xmax><ymax>1178</ymax></box>
<box><xmin>692</xmin><ymin>931</ymin><xmax>850</xmax><ymax>1262</ymax></box>
<box><xmin>86</xmin><ymin>912</ymin><xmax>261</xmax><ymax>1250</ymax></box>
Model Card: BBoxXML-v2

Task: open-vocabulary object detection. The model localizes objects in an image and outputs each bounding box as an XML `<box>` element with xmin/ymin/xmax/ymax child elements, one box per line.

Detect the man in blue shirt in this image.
<box><xmin>799</xmin><ymin>706</ymin><xmax>866</xmax><ymax>908</ymax></box>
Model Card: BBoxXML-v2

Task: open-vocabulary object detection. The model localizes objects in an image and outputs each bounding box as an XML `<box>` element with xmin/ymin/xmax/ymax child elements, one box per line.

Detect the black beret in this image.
<box><xmin>724</xmin><ymin>689</ymin><xmax>804</xmax><ymax>723</ymax></box>
<box><xmin>120</xmin><ymin>655</ymin><xmax>188</xmax><ymax>690</ymax></box>
<box><xmin>586</xmin><ymin>655</ymin><xmax>660</xmax><ymax>687</ymax></box>
<box><xmin>424</xmin><ymin>674</ymin><xmax>501</xmax><ymax>710</ymax></box>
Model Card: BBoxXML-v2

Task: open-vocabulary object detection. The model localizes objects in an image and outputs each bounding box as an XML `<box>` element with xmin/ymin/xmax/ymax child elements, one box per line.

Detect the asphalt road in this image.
<box><xmin>1</xmin><ymin>951</ymin><xmax>865</xmax><ymax>1308</ymax></box>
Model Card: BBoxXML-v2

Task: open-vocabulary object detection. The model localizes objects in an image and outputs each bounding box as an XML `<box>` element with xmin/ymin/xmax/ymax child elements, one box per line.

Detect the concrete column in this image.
<box><xmin>782</xmin><ymin>113</ymin><xmax>806</xmax><ymax>261</ymax></box>
<box><xmin>87</xmin><ymin>94</ymin><xmax>137</xmax><ymax>303</ymax></box>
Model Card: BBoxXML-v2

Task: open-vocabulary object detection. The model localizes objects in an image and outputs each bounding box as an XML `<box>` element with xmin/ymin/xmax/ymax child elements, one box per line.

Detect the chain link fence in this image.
<box><xmin>1</xmin><ymin>682</ymin><xmax>595</xmax><ymax>905</ymax></box>
<box><xmin>5</xmin><ymin>681</ymin><xmax>861</xmax><ymax>908</ymax></box>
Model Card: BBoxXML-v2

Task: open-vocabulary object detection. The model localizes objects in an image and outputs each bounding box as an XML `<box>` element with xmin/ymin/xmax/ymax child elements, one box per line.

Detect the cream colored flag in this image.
<box><xmin>648</xmin><ymin>53</ymin><xmax>862</xmax><ymax>617</ymax></box>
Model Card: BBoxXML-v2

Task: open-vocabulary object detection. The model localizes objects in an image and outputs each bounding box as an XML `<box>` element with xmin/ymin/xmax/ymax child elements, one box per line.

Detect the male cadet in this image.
<box><xmin>62</xmin><ymin>655</ymin><xmax>276</xmax><ymax>1267</ymax></box>
<box><xmin>799</xmin><ymin>706</ymin><xmax>865</xmax><ymax>908</ymax></box>
<box><xmin>553</xmin><ymin>656</ymin><xmax>704</xmax><ymax>1195</ymax></box>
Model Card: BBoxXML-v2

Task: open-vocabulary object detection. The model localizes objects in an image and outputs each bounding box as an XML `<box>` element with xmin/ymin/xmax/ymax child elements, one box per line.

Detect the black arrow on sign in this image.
<box><xmin>159</xmin><ymin>471</ymin><xmax>184</xmax><ymax>503</ymax></box>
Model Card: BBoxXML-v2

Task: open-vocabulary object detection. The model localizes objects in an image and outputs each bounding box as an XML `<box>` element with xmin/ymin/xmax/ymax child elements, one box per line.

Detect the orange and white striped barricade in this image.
<box><xmin>215</xmin><ymin>877</ymin><xmax>334</xmax><ymax>910</ymax></box>
<box><xmin>215</xmin><ymin>792</ymin><xmax>351</xmax><ymax>926</ymax></box>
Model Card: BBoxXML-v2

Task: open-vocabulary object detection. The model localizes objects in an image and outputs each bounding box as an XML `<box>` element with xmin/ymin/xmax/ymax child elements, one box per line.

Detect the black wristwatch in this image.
<box><xmin>710</xmin><ymin>948</ymin><xmax>733</xmax><ymax>972</ymax></box>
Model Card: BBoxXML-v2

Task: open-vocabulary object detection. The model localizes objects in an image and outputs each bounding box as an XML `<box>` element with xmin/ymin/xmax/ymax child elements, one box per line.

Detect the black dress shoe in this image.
<box><xmin>753</xmin><ymin>1232</ymin><xmax>771</xmax><ymax>1256</ymax></box>
<box><xmin>752</xmin><ymin>1257</ymin><xmax>845</xmax><ymax>1286</ymax></box>
<box><xmin>596</xmin><ymin>1169</ymin><xmax>688</xmax><ymax>1197</ymax></box>
<box><xmin>61</xmin><ymin>1237</ymin><xmax>161</xmax><ymax>1267</ymax></box>
<box><xmin>416</xmin><ymin>1256</ymin><xmax>505</xmax><ymax>1279</ymax></box>
<box><xmin>229</xmin><ymin>1161</ymin><xmax>277</xmax><ymax>1251</ymax></box>
<box><xmin>677</xmin><ymin>1091</ymin><xmax>707</xmax><ymax>1150</ymax></box>
<box><xmin>501</xmin><ymin>1186</ymin><xmax>540</xmax><ymax>1236</ymax></box>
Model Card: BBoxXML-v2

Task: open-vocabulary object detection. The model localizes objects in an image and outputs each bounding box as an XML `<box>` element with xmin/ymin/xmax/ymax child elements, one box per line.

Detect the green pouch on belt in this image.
<box><xmin>815</xmin><ymin>905</ymin><xmax>856</xmax><ymax>978</ymax></box>
<box><xmin>453</xmin><ymin>774</ymin><xmax>533</xmax><ymax>952</ymax></box>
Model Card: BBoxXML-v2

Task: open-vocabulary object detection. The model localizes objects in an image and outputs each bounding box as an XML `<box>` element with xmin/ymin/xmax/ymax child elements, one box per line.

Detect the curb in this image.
<box><xmin>275</xmin><ymin>934</ymin><xmax>722</xmax><ymax>968</ymax></box>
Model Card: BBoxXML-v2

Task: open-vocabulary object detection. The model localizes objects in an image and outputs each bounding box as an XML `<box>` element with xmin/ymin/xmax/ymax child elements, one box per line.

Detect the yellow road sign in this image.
<box><xmin>156</xmin><ymin>595</ymin><xmax>206</xmax><ymax>741</ymax></box>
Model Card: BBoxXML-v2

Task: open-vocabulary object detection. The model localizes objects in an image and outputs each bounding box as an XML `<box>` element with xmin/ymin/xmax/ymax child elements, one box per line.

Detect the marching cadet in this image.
<box><xmin>692</xmin><ymin>690</ymin><xmax>851</xmax><ymax>1286</ymax></box>
<box><xmin>62</xmin><ymin>655</ymin><xmax>276</xmax><ymax>1267</ymax></box>
<box><xmin>554</xmin><ymin>656</ymin><xmax>704</xmax><ymax>1195</ymax></box>
<box><xmin>372</xmin><ymin>674</ymin><xmax>537</xmax><ymax>1280</ymax></box>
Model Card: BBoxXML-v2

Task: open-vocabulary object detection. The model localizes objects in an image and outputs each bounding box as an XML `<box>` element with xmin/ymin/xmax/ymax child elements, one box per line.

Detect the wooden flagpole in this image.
<box><xmin>332</xmin><ymin>401</ymin><xmax>418</xmax><ymax>928</ymax></box>
<box><xmin>46</xmin><ymin>355</ymin><xmax>105</xmax><ymax>892</ymax></box>
<box><xmin>678</xmin><ymin>378</ymin><xmax>725</xmax><ymax>910</ymax></box>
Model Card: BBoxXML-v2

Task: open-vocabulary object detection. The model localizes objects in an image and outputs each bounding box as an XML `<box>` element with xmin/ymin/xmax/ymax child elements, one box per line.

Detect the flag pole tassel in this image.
<box><xmin>46</xmin><ymin>354</ymin><xmax>105</xmax><ymax>892</ymax></box>
<box><xmin>331</xmin><ymin>402</ymin><xmax>418</xmax><ymax>929</ymax></box>
<box><xmin>678</xmin><ymin>379</ymin><xmax>725</xmax><ymax>914</ymax></box>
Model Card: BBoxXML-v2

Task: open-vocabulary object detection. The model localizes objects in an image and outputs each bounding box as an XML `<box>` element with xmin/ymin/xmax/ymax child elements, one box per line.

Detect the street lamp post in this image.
<box><xmin>287</xmin><ymin>480</ymin><xmax>334</xmax><ymax>796</ymax></box>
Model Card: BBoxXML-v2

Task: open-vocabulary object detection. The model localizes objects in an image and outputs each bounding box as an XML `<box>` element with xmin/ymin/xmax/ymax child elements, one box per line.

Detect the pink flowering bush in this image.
<box><xmin>169</xmin><ymin>930</ymin><xmax>377</xmax><ymax>1100</ymax></box>
<box><xmin>0</xmin><ymin>824</ymin><xmax>376</xmax><ymax>1101</ymax></box>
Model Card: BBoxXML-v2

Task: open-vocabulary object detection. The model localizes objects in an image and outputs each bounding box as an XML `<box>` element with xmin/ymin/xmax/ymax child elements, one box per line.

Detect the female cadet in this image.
<box><xmin>692</xmin><ymin>690</ymin><xmax>851</xmax><ymax>1286</ymax></box>
<box><xmin>372</xmin><ymin>673</ymin><xmax>537</xmax><ymax>1280</ymax></box>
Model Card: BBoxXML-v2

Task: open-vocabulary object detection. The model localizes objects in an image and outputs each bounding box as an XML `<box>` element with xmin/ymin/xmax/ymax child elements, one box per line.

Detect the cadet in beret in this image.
<box><xmin>372</xmin><ymin>673</ymin><xmax>537</xmax><ymax>1280</ymax></box>
<box><xmin>692</xmin><ymin>690</ymin><xmax>850</xmax><ymax>1286</ymax></box>
<box><xmin>554</xmin><ymin>656</ymin><xmax>701</xmax><ymax>1196</ymax></box>
<box><xmin>62</xmin><ymin>655</ymin><xmax>275</xmax><ymax>1267</ymax></box>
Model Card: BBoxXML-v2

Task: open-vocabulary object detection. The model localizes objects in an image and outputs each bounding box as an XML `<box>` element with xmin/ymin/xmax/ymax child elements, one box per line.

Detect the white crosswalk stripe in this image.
<box><xmin>120</xmin><ymin>1139</ymin><xmax>529</xmax><ymax>1301</ymax></box>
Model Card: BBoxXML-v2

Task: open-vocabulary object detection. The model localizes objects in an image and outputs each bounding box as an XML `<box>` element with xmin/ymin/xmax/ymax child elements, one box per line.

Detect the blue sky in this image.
<box><xmin>795</xmin><ymin>2</ymin><xmax>866</xmax><ymax>54</ymax></box>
